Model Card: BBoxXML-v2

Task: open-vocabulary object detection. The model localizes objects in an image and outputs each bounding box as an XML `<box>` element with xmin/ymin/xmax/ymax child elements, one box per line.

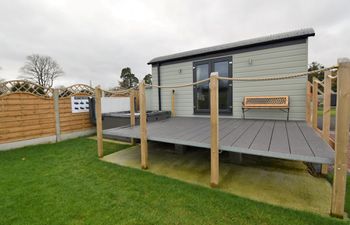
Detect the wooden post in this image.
<box><xmin>95</xmin><ymin>86</ymin><xmax>103</xmax><ymax>158</ymax></box>
<box><xmin>53</xmin><ymin>89</ymin><xmax>61</xmax><ymax>142</ymax></box>
<box><xmin>312</xmin><ymin>79</ymin><xmax>318</xmax><ymax>130</ymax></box>
<box><xmin>134</xmin><ymin>90</ymin><xmax>139</xmax><ymax>112</ymax></box>
<box><xmin>321</xmin><ymin>71</ymin><xmax>332</xmax><ymax>175</ymax></box>
<box><xmin>171</xmin><ymin>89</ymin><xmax>176</xmax><ymax>117</ymax></box>
<box><xmin>306</xmin><ymin>81</ymin><xmax>312</xmax><ymax>124</ymax></box>
<box><xmin>139</xmin><ymin>81</ymin><xmax>148</xmax><ymax>169</ymax></box>
<box><xmin>129</xmin><ymin>90</ymin><xmax>136</xmax><ymax>145</ymax></box>
<box><xmin>210</xmin><ymin>72</ymin><xmax>219</xmax><ymax>187</ymax></box>
<box><xmin>331</xmin><ymin>58</ymin><xmax>350</xmax><ymax>218</ymax></box>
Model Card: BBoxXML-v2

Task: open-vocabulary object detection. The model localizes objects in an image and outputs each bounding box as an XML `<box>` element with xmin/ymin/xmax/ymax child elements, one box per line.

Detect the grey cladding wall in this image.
<box><xmin>150</xmin><ymin>40</ymin><xmax>308</xmax><ymax>120</ymax></box>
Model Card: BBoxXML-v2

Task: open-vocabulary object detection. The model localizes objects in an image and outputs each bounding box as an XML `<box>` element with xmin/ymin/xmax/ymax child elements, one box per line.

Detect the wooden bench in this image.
<box><xmin>242</xmin><ymin>96</ymin><xmax>290</xmax><ymax>120</ymax></box>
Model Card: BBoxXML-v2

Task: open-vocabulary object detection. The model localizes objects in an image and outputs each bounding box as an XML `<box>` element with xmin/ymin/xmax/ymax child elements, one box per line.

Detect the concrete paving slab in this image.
<box><xmin>102</xmin><ymin>143</ymin><xmax>332</xmax><ymax>215</ymax></box>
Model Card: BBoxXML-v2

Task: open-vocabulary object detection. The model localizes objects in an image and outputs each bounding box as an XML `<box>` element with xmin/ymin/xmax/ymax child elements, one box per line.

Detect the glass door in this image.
<box><xmin>193</xmin><ymin>62</ymin><xmax>210</xmax><ymax>113</ymax></box>
<box><xmin>193</xmin><ymin>57</ymin><xmax>232</xmax><ymax>114</ymax></box>
<box><xmin>213</xmin><ymin>58</ymin><xmax>232</xmax><ymax>114</ymax></box>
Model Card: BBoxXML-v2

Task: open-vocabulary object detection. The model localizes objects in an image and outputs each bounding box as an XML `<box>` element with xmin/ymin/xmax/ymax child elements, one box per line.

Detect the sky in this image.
<box><xmin>0</xmin><ymin>0</ymin><xmax>349</xmax><ymax>89</ymax></box>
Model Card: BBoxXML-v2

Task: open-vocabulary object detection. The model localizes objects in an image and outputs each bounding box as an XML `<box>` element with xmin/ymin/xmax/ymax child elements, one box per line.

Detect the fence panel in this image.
<box><xmin>0</xmin><ymin>81</ymin><xmax>96</xmax><ymax>146</ymax></box>
<box><xmin>0</xmin><ymin>93</ymin><xmax>56</xmax><ymax>144</ymax></box>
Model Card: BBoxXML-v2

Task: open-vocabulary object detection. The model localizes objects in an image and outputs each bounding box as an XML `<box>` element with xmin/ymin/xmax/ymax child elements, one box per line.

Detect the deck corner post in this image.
<box><xmin>210</xmin><ymin>72</ymin><xmax>219</xmax><ymax>187</ymax></box>
<box><xmin>331</xmin><ymin>58</ymin><xmax>350</xmax><ymax>218</ymax></box>
<box><xmin>312</xmin><ymin>78</ymin><xmax>318</xmax><ymax>130</ymax></box>
<box><xmin>171</xmin><ymin>89</ymin><xmax>176</xmax><ymax>117</ymax></box>
<box><xmin>129</xmin><ymin>89</ymin><xmax>136</xmax><ymax>145</ymax></box>
<box><xmin>139</xmin><ymin>81</ymin><xmax>148</xmax><ymax>169</ymax></box>
<box><xmin>321</xmin><ymin>71</ymin><xmax>332</xmax><ymax>175</ymax></box>
<box><xmin>53</xmin><ymin>89</ymin><xmax>61</xmax><ymax>142</ymax></box>
<box><xmin>95</xmin><ymin>85</ymin><xmax>103</xmax><ymax>158</ymax></box>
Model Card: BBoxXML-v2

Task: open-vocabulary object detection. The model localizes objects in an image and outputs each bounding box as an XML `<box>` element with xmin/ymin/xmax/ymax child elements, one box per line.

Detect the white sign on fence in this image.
<box><xmin>101</xmin><ymin>97</ymin><xmax>130</xmax><ymax>113</ymax></box>
<box><xmin>71</xmin><ymin>96</ymin><xmax>90</xmax><ymax>113</ymax></box>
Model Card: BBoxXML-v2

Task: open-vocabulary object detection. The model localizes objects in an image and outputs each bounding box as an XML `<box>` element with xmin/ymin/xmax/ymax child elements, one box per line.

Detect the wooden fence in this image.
<box><xmin>0</xmin><ymin>80</ymin><xmax>95</xmax><ymax>146</ymax></box>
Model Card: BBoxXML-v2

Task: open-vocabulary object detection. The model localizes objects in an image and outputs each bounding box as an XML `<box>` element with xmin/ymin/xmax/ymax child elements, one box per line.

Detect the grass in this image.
<box><xmin>327</xmin><ymin>173</ymin><xmax>350</xmax><ymax>217</ymax></box>
<box><xmin>318</xmin><ymin>106</ymin><xmax>336</xmax><ymax>116</ymax></box>
<box><xmin>0</xmin><ymin>138</ymin><xmax>349</xmax><ymax>225</ymax></box>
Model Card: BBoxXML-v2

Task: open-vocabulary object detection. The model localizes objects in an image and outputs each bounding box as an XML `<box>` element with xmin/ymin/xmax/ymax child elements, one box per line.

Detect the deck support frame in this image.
<box><xmin>331</xmin><ymin>58</ymin><xmax>350</xmax><ymax>218</ymax></box>
<box><xmin>321</xmin><ymin>71</ymin><xmax>332</xmax><ymax>175</ymax></box>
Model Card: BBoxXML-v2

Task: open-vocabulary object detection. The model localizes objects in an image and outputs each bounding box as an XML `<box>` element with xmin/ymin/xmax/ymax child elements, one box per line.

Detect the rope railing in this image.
<box><xmin>328</xmin><ymin>74</ymin><xmax>338</xmax><ymax>79</ymax></box>
<box><xmin>218</xmin><ymin>65</ymin><xmax>338</xmax><ymax>81</ymax></box>
<box><xmin>103</xmin><ymin>89</ymin><xmax>131</xmax><ymax>97</ymax></box>
<box><xmin>101</xmin><ymin>84</ymin><xmax>139</xmax><ymax>97</ymax></box>
<box><xmin>145</xmin><ymin>65</ymin><xmax>338</xmax><ymax>89</ymax></box>
<box><xmin>147</xmin><ymin>78</ymin><xmax>210</xmax><ymax>89</ymax></box>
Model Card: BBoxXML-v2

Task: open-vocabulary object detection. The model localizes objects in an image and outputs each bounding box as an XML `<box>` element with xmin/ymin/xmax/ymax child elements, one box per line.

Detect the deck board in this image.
<box><xmin>287</xmin><ymin>122</ymin><xmax>314</xmax><ymax>156</ymax></box>
<box><xmin>220</xmin><ymin>120</ymin><xmax>255</xmax><ymax>146</ymax></box>
<box><xmin>181</xmin><ymin>120</ymin><xmax>210</xmax><ymax>141</ymax></box>
<box><xmin>150</xmin><ymin>118</ymin><xmax>198</xmax><ymax>138</ymax></box>
<box><xmin>213</xmin><ymin>120</ymin><xmax>245</xmax><ymax>145</ymax></box>
<box><xmin>103</xmin><ymin>117</ymin><xmax>335</xmax><ymax>164</ymax></box>
<box><xmin>233</xmin><ymin>120</ymin><xmax>265</xmax><ymax>148</ymax></box>
<box><xmin>172</xmin><ymin>119</ymin><xmax>210</xmax><ymax>140</ymax></box>
<box><xmin>297</xmin><ymin>122</ymin><xmax>334</xmax><ymax>159</ymax></box>
<box><xmin>199</xmin><ymin>119</ymin><xmax>238</xmax><ymax>143</ymax></box>
<box><xmin>189</xmin><ymin>119</ymin><xmax>234</xmax><ymax>143</ymax></box>
<box><xmin>269</xmin><ymin>121</ymin><xmax>290</xmax><ymax>154</ymax></box>
<box><xmin>249</xmin><ymin>121</ymin><xmax>275</xmax><ymax>151</ymax></box>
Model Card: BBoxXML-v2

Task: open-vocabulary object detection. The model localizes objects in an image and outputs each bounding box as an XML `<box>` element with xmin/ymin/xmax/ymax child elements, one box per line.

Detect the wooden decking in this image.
<box><xmin>103</xmin><ymin>117</ymin><xmax>334</xmax><ymax>164</ymax></box>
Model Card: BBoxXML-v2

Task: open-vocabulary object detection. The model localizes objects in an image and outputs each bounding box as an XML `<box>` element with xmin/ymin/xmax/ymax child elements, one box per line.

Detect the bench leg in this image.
<box><xmin>242</xmin><ymin>108</ymin><xmax>245</xmax><ymax>119</ymax></box>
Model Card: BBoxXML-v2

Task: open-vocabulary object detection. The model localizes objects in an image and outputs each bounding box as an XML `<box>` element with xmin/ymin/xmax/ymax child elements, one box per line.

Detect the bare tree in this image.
<box><xmin>20</xmin><ymin>54</ymin><xmax>64</xmax><ymax>88</ymax></box>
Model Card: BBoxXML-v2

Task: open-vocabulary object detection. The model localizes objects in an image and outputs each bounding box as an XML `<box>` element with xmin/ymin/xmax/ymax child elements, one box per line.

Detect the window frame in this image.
<box><xmin>193</xmin><ymin>56</ymin><xmax>233</xmax><ymax>115</ymax></box>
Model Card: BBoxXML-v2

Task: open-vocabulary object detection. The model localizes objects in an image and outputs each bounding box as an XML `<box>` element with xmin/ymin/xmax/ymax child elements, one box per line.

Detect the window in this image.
<box><xmin>193</xmin><ymin>57</ymin><xmax>232</xmax><ymax>114</ymax></box>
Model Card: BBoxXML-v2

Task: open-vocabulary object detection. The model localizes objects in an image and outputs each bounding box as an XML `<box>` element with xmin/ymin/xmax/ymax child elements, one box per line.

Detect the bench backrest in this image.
<box><xmin>243</xmin><ymin>96</ymin><xmax>289</xmax><ymax>108</ymax></box>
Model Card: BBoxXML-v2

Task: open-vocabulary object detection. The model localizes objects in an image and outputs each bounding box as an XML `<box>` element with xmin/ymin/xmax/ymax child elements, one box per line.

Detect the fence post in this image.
<box><xmin>171</xmin><ymin>89</ymin><xmax>176</xmax><ymax>117</ymax></box>
<box><xmin>312</xmin><ymin>78</ymin><xmax>318</xmax><ymax>130</ymax></box>
<box><xmin>53</xmin><ymin>89</ymin><xmax>61</xmax><ymax>142</ymax></box>
<box><xmin>306</xmin><ymin>81</ymin><xmax>312</xmax><ymax>124</ymax></box>
<box><xmin>139</xmin><ymin>81</ymin><xmax>148</xmax><ymax>169</ymax></box>
<box><xmin>95</xmin><ymin>86</ymin><xmax>103</xmax><ymax>158</ymax></box>
<box><xmin>210</xmin><ymin>72</ymin><xmax>219</xmax><ymax>187</ymax></box>
<box><xmin>331</xmin><ymin>58</ymin><xmax>350</xmax><ymax>218</ymax></box>
<box><xmin>321</xmin><ymin>71</ymin><xmax>332</xmax><ymax>175</ymax></box>
<box><xmin>129</xmin><ymin>90</ymin><xmax>136</xmax><ymax>145</ymax></box>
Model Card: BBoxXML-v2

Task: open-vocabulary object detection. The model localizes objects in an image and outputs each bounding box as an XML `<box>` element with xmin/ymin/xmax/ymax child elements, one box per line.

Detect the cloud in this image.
<box><xmin>0</xmin><ymin>0</ymin><xmax>349</xmax><ymax>88</ymax></box>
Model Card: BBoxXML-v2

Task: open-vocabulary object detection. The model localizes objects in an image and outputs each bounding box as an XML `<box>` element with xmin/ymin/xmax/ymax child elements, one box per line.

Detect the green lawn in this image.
<box><xmin>0</xmin><ymin>138</ymin><xmax>349</xmax><ymax>225</ymax></box>
<box><xmin>318</xmin><ymin>107</ymin><xmax>336</xmax><ymax>117</ymax></box>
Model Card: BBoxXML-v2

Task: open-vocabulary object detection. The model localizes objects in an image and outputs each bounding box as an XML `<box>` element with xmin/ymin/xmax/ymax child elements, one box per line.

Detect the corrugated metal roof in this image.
<box><xmin>148</xmin><ymin>28</ymin><xmax>315</xmax><ymax>64</ymax></box>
